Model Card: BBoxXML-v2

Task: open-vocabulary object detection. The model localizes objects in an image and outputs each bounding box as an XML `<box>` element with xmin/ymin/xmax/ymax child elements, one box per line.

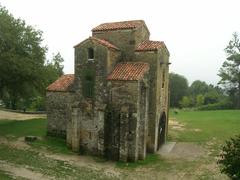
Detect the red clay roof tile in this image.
<box><xmin>46</xmin><ymin>74</ymin><xmax>74</xmax><ymax>92</ymax></box>
<box><xmin>74</xmin><ymin>37</ymin><xmax>119</xmax><ymax>51</ymax></box>
<box><xmin>107</xmin><ymin>62</ymin><xmax>149</xmax><ymax>81</ymax></box>
<box><xmin>135</xmin><ymin>40</ymin><xmax>165</xmax><ymax>51</ymax></box>
<box><xmin>91</xmin><ymin>37</ymin><xmax>119</xmax><ymax>50</ymax></box>
<box><xmin>92</xmin><ymin>20</ymin><xmax>145</xmax><ymax>32</ymax></box>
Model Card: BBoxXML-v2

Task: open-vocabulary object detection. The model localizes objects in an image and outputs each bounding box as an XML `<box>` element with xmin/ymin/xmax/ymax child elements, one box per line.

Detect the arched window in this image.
<box><xmin>88</xmin><ymin>48</ymin><xmax>94</xmax><ymax>61</ymax></box>
<box><xmin>83</xmin><ymin>69</ymin><xmax>95</xmax><ymax>98</ymax></box>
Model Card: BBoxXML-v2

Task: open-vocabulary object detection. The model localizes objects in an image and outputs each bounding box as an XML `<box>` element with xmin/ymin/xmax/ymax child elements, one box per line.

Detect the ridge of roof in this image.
<box><xmin>92</xmin><ymin>20</ymin><xmax>149</xmax><ymax>33</ymax></box>
<box><xmin>46</xmin><ymin>74</ymin><xmax>74</xmax><ymax>92</ymax></box>
<box><xmin>74</xmin><ymin>37</ymin><xmax>119</xmax><ymax>51</ymax></box>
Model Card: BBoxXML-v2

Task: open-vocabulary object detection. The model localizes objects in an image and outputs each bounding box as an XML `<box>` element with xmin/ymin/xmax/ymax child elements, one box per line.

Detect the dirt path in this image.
<box><xmin>0</xmin><ymin>110</ymin><xmax>46</xmax><ymax>120</ymax></box>
<box><xmin>158</xmin><ymin>142</ymin><xmax>206</xmax><ymax>160</ymax></box>
<box><xmin>0</xmin><ymin>137</ymin><xmax>121</xmax><ymax>179</ymax></box>
<box><xmin>0</xmin><ymin>160</ymin><xmax>52</xmax><ymax>180</ymax></box>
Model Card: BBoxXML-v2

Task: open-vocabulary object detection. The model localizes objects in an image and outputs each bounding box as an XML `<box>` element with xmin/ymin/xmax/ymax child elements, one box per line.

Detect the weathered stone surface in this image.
<box><xmin>46</xmin><ymin>91</ymin><xmax>74</xmax><ymax>138</ymax></box>
<box><xmin>46</xmin><ymin>20</ymin><xmax>170</xmax><ymax>162</ymax></box>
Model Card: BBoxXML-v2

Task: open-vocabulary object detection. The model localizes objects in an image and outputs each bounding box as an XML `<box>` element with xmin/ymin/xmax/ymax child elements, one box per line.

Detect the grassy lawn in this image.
<box><xmin>169</xmin><ymin>110</ymin><xmax>240</xmax><ymax>142</ymax></box>
<box><xmin>0</xmin><ymin>170</ymin><xmax>15</xmax><ymax>180</ymax></box>
<box><xmin>0</xmin><ymin>118</ymin><xmax>47</xmax><ymax>137</ymax></box>
<box><xmin>0</xmin><ymin>144</ymin><xmax>111</xmax><ymax>180</ymax></box>
<box><xmin>0</xmin><ymin>118</ymin><xmax>73</xmax><ymax>154</ymax></box>
<box><xmin>0</xmin><ymin>110</ymin><xmax>239</xmax><ymax>179</ymax></box>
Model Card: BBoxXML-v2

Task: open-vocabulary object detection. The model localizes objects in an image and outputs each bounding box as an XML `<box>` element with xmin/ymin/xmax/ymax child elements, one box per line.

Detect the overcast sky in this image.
<box><xmin>1</xmin><ymin>0</ymin><xmax>240</xmax><ymax>85</ymax></box>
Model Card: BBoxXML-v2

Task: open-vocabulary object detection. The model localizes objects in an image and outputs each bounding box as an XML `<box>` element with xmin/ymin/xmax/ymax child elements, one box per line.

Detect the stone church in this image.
<box><xmin>46</xmin><ymin>20</ymin><xmax>170</xmax><ymax>162</ymax></box>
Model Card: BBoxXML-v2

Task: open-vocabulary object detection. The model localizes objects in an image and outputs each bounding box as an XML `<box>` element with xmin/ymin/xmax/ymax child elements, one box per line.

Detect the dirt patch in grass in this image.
<box><xmin>169</xmin><ymin>118</ymin><xmax>185</xmax><ymax>131</ymax></box>
<box><xmin>0</xmin><ymin>160</ymin><xmax>51</xmax><ymax>180</ymax></box>
<box><xmin>0</xmin><ymin>136</ymin><xmax>30</xmax><ymax>150</ymax></box>
<box><xmin>158</xmin><ymin>142</ymin><xmax>206</xmax><ymax>161</ymax></box>
<box><xmin>45</xmin><ymin>153</ymin><xmax>121</xmax><ymax>178</ymax></box>
<box><xmin>0</xmin><ymin>110</ymin><xmax>46</xmax><ymax>120</ymax></box>
<box><xmin>0</xmin><ymin>137</ymin><xmax>121</xmax><ymax>179</ymax></box>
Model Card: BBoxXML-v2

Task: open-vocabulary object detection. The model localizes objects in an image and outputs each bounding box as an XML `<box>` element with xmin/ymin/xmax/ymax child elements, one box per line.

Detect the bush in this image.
<box><xmin>29</xmin><ymin>96</ymin><xmax>45</xmax><ymax>111</ymax></box>
<box><xmin>197</xmin><ymin>100</ymin><xmax>232</xmax><ymax>110</ymax></box>
<box><xmin>218</xmin><ymin>135</ymin><xmax>240</xmax><ymax>179</ymax></box>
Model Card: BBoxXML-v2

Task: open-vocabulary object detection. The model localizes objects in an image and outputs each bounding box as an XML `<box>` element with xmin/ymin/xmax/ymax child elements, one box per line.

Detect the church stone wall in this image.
<box><xmin>92</xmin><ymin>26</ymin><xmax>149</xmax><ymax>61</ymax></box>
<box><xmin>135</xmin><ymin>51</ymin><xmax>160</xmax><ymax>152</ymax></box>
<box><xmin>134</xmin><ymin>49</ymin><xmax>170</xmax><ymax>152</ymax></box>
<box><xmin>107</xmin><ymin>79</ymin><xmax>148</xmax><ymax>162</ymax></box>
<box><xmin>46</xmin><ymin>91</ymin><xmax>73</xmax><ymax>138</ymax></box>
<box><xmin>69</xmin><ymin>39</ymin><xmax>120</xmax><ymax>156</ymax></box>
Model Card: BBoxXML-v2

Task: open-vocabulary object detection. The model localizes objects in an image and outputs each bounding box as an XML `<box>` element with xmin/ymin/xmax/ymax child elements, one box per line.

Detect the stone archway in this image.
<box><xmin>157</xmin><ymin>112</ymin><xmax>166</xmax><ymax>150</ymax></box>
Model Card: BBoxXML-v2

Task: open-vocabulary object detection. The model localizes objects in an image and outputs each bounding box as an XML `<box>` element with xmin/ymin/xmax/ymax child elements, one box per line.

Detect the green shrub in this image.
<box><xmin>197</xmin><ymin>100</ymin><xmax>232</xmax><ymax>110</ymax></box>
<box><xmin>29</xmin><ymin>96</ymin><xmax>45</xmax><ymax>111</ymax></box>
<box><xmin>218</xmin><ymin>135</ymin><xmax>240</xmax><ymax>179</ymax></box>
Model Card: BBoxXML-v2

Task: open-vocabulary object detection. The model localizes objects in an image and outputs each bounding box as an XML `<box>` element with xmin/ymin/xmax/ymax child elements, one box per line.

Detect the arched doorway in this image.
<box><xmin>157</xmin><ymin>113</ymin><xmax>166</xmax><ymax>150</ymax></box>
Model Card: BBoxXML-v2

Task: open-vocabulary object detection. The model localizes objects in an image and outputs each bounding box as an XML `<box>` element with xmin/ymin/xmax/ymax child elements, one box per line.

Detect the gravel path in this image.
<box><xmin>0</xmin><ymin>110</ymin><xmax>46</xmax><ymax>120</ymax></box>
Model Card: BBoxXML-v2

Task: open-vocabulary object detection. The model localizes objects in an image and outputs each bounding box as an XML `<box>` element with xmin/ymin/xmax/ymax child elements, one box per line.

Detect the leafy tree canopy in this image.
<box><xmin>0</xmin><ymin>6</ymin><xmax>64</xmax><ymax>110</ymax></box>
<box><xmin>218</xmin><ymin>32</ymin><xmax>240</xmax><ymax>108</ymax></box>
<box><xmin>169</xmin><ymin>73</ymin><xmax>188</xmax><ymax>107</ymax></box>
<box><xmin>189</xmin><ymin>80</ymin><xmax>209</xmax><ymax>97</ymax></box>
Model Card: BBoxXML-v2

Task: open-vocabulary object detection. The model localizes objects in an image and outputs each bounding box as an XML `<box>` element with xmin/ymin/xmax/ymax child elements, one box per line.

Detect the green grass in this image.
<box><xmin>0</xmin><ymin>118</ymin><xmax>74</xmax><ymax>154</ymax></box>
<box><xmin>0</xmin><ymin>110</ymin><xmax>239</xmax><ymax>179</ymax></box>
<box><xmin>0</xmin><ymin>144</ymin><xmax>113</xmax><ymax>180</ymax></box>
<box><xmin>169</xmin><ymin>110</ymin><xmax>240</xmax><ymax>143</ymax></box>
<box><xmin>0</xmin><ymin>118</ymin><xmax>47</xmax><ymax>138</ymax></box>
<box><xmin>31</xmin><ymin>136</ymin><xmax>74</xmax><ymax>154</ymax></box>
<box><xmin>116</xmin><ymin>154</ymin><xmax>161</xmax><ymax>169</ymax></box>
<box><xmin>0</xmin><ymin>170</ymin><xmax>15</xmax><ymax>180</ymax></box>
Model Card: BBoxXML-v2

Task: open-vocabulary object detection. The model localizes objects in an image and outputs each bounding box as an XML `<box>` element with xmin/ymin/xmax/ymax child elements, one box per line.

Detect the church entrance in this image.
<box><xmin>157</xmin><ymin>113</ymin><xmax>166</xmax><ymax>150</ymax></box>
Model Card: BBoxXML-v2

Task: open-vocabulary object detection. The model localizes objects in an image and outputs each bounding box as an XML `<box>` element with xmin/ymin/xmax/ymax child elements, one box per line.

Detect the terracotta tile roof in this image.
<box><xmin>92</xmin><ymin>20</ymin><xmax>145</xmax><ymax>32</ymax></box>
<box><xmin>74</xmin><ymin>37</ymin><xmax>119</xmax><ymax>51</ymax></box>
<box><xmin>46</xmin><ymin>74</ymin><xmax>74</xmax><ymax>92</ymax></box>
<box><xmin>107</xmin><ymin>62</ymin><xmax>149</xmax><ymax>81</ymax></box>
<box><xmin>135</xmin><ymin>40</ymin><xmax>165</xmax><ymax>51</ymax></box>
<box><xmin>91</xmin><ymin>37</ymin><xmax>119</xmax><ymax>50</ymax></box>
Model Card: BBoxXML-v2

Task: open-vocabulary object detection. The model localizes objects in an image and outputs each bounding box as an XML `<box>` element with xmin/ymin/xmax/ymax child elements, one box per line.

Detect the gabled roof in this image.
<box><xmin>46</xmin><ymin>74</ymin><xmax>74</xmax><ymax>92</ymax></box>
<box><xmin>107</xmin><ymin>62</ymin><xmax>149</xmax><ymax>81</ymax></box>
<box><xmin>74</xmin><ymin>37</ymin><xmax>119</xmax><ymax>51</ymax></box>
<box><xmin>92</xmin><ymin>20</ymin><xmax>149</xmax><ymax>33</ymax></box>
<box><xmin>135</xmin><ymin>40</ymin><xmax>165</xmax><ymax>51</ymax></box>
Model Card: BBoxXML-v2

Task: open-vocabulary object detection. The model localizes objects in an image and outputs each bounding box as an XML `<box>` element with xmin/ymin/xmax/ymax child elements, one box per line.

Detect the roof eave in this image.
<box><xmin>73</xmin><ymin>37</ymin><xmax>120</xmax><ymax>51</ymax></box>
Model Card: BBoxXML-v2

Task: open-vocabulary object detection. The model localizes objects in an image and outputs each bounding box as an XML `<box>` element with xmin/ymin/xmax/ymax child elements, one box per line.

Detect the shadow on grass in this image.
<box><xmin>116</xmin><ymin>154</ymin><xmax>161</xmax><ymax>169</ymax></box>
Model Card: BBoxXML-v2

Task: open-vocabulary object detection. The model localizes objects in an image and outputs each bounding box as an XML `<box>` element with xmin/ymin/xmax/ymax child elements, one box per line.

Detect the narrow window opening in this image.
<box><xmin>83</xmin><ymin>69</ymin><xmax>95</xmax><ymax>98</ymax></box>
<box><xmin>162</xmin><ymin>69</ymin><xmax>165</xmax><ymax>88</ymax></box>
<box><xmin>88</xmin><ymin>48</ymin><xmax>94</xmax><ymax>61</ymax></box>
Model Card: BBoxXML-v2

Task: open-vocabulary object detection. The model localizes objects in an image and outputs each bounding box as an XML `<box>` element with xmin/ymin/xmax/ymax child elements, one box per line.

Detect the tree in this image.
<box><xmin>169</xmin><ymin>73</ymin><xmax>188</xmax><ymax>107</ymax></box>
<box><xmin>189</xmin><ymin>80</ymin><xmax>209</xmax><ymax>97</ymax></box>
<box><xmin>0</xmin><ymin>6</ymin><xmax>47</xmax><ymax>109</ymax></box>
<box><xmin>196</xmin><ymin>94</ymin><xmax>205</xmax><ymax>107</ymax></box>
<box><xmin>52</xmin><ymin>52</ymin><xmax>64</xmax><ymax>76</ymax></box>
<box><xmin>204</xmin><ymin>85</ymin><xmax>223</xmax><ymax>105</ymax></box>
<box><xmin>179</xmin><ymin>96</ymin><xmax>191</xmax><ymax>108</ymax></box>
<box><xmin>44</xmin><ymin>53</ymin><xmax>64</xmax><ymax>86</ymax></box>
<box><xmin>218</xmin><ymin>32</ymin><xmax>240</xmax><ymax>108</ymax></box>
<box><xmin>218</xmin><ymin>135</ymin><xmax>240</xmax><ymax>179</ymax></box>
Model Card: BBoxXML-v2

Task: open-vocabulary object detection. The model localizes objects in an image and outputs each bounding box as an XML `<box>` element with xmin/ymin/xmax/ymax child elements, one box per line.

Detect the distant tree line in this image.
<box><xmin>169</xmin><ymin>74</ymin><xmax>230</xmax><ymax>110</ymax></box>
<box><xmin>0</xmin><ymin>5</ymin><xmax>63</xmax><ymax>111</ymax></box>
<box><xmin>170</xmin><ymin>33</ymin><xmax>240</xmax><ymax>110</ymax></box>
